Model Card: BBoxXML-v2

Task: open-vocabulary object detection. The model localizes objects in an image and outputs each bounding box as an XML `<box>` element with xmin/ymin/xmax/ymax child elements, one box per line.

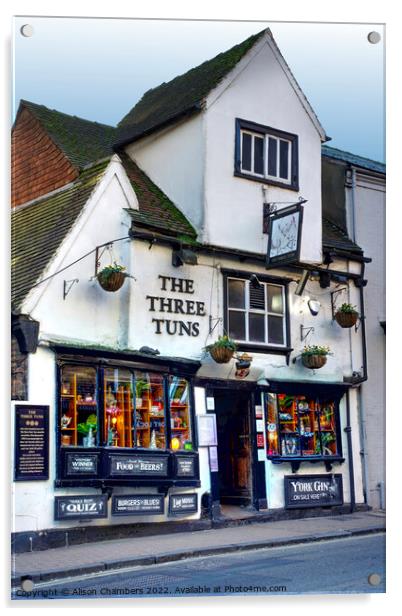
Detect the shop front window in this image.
<box><xmin>264</xmin><ymin>393</ymin><xmax>339</xmax><ymax>458</ymax></box>
<box><xmin>59</xmin><ymin>363</ymin><xmax>194</xmax><ymax>452</ymax></box>
<box><xmin>169</xmin><ymin>376</ymin><xmax>193</xmax><ymax>451</ymax></box>
<box><xmin>60</xmin><ymin>365</ymin><xmax>98</xmax><ymax>447</ymax></box>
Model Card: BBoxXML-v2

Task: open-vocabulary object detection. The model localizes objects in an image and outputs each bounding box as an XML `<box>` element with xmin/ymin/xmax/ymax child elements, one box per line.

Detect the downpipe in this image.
<box><xmin>345</xmin><ymin>389</ymin><xmax>356</xmax><ymax>513</ymax></box>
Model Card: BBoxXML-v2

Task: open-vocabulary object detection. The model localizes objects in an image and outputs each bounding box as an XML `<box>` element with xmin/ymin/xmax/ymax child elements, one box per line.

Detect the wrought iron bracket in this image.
<box><xmin>300</xmin><ymin>325</ymin><xmax>314</xmax><ymax>342</ymax></box>
<box><xmin>330</xmin><ymin>287</ymin><xmax>348</xmax><ymax>319</ymax></box>
<box><xmin>63</xmin><ymin>279</ymin><xmax>79</xmax><ymax>300</ymax></box>
<box><xmin>209</xmin><ymin>316</ymin><xmax>223</xmax><ymax>336</ymax></box>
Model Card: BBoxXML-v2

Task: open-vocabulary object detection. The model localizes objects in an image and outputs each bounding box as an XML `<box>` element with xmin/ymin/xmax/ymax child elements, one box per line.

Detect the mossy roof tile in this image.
<box><xmin>20</xmin><ymin>100</ymin><xmax>117</xmax><ymax>168</ymax></box>
<box><xmin>116</xmin><ymin>29</ymin><xmax>267</xmax><ymax>143</ymax></box>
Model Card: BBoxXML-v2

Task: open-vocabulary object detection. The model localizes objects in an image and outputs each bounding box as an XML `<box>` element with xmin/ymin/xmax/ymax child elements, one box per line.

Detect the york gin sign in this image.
<box><xmin>284</xmin><ymin>474</ymin><xmax>343</xmax><ymax>508</ymax></box>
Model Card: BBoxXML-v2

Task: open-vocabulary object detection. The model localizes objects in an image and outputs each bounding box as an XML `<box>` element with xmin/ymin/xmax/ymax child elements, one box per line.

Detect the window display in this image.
<box><xmin>264</xmin><ymin>393</ymin><xmax>339</xmax><ymax>458</ymax></box>
<box><xmin>59</xmin><ymin>364</ymin><xmax>193</xmax><ymax>453</ymax></box>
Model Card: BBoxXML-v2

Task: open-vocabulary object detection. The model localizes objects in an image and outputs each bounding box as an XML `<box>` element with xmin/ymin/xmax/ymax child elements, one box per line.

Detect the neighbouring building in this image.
<box><xmin>11</xmin><ymin>29</ymin><xmax>380</xmax><ymax>552</ymax></box>
<box><xmin>322</xmin><ymin>146</ymin><xmax>386</xmax><ymax>509</ymax></box>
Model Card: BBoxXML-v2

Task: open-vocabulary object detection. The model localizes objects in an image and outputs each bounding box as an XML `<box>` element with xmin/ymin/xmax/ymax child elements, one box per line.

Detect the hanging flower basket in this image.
<box><xmin>334</xmin><ymin>304</ymin><xmax>359</xmax><ymax>328</ymax></box>
<box><xmin>205</xmin><ymin>335</ymin><xmax>237</xmax><ymax>364</ymax></box>
<box><xmin>302</xmin><ymin>354</ymin><xmax>327</xmax><ymax>369</ymax></box>
<box><xmin>97</xmin><ymin>263</ymin><xmax>126</xmax><ymax>292</ymax></box>
<box><xmin>301</xmin><ymin>345</ymin><xmax>332</xmax><ymax>370</ymax></box>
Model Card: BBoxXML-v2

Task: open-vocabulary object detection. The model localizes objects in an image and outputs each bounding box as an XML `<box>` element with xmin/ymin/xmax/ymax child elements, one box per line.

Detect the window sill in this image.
<box><xmin>269</xmin><ymin>455</ymin><xmax>345</xmax><ymax>473</ymax></box>
<box><xmin>234</xmin><ymin>170</ymin><xmax>299</xmax><ymax>192</ymax></box>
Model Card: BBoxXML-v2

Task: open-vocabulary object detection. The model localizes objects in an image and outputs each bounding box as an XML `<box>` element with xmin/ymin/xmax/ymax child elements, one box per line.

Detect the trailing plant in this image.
<box><xmin>205</xmin><ymin>335</ymin><xmax>237</xmax><ymax>353</ymax></box>
<box><xmin>97</xmin><ymin>261</ymin><xmax>126</xmax><ymax>282</ymax></box>
<box><xmin>336</xmin><ymin>303</ymin><xmax>358</xmax><ymax>314</ymax></box>
<box><xmin>301</xmin><ymin>345</ymin><xmax>332</xmax><ymax>357</ymax></box>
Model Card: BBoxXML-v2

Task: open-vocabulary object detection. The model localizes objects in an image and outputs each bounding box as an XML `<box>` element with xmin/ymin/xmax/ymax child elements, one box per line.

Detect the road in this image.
<box><xmin>13</xmin><ymin>532</ymin><xmax>385</xmax><ymax>600</ymax></box>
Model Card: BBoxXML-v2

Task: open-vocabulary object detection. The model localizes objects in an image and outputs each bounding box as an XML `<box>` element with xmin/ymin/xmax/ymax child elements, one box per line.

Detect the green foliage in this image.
<box><xmin>301</xmin><ymin>345</ymin><xmax>332</xmax><ymax>357</ymax></box>
<box><xmin>136</xmin><ymin>379</ymin><xmax>151</xmax><ymax>397</ymax></box>
<box><xmin>97</xmin><ymin>262</ymin><xmax>126</xmax><ymax>282</ymax></box>
<box><xmin>336</xmin><ymin>303</ymin><xmax>358</xmax><ymax>314</ymax></box>
<box><xmin>77</xmin><ymin>414</ymin><xmax>97</xmax><ymax>435</ymax></box>
<box><xmin>205</xmin><ymin>335</ymin><xmax>237</xmax><ymax>352</ymax></box>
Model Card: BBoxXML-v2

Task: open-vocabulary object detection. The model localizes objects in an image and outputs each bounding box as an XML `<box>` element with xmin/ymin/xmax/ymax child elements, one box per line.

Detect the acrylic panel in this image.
<box><xmin>11</xmin><ymin>16</ymin><xmax>385</xmax><ymax>600</ymax></box>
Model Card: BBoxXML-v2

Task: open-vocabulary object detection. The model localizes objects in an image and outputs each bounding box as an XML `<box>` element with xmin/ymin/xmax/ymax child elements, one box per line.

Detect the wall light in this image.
<box><xmin>308</xmin><ymin>299</ymin><xmax>321</xmax><ymax>316</ymax></box>
<box><xmin>172</xmin><ymin>247</ymin><xmax>198</xmax><ymax>267</ymax></box>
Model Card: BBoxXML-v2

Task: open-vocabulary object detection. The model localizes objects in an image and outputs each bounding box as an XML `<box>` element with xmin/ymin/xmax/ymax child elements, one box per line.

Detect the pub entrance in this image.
<box><xmin>214</xmin><ymin>389</ymin><xmax>253</xmax><ymax>508</ymax></box>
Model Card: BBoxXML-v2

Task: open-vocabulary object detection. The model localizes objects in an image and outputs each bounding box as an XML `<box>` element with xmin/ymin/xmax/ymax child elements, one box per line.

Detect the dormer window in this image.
<box><xmin>235</xmin><ymin>119</ymin><xmax>299</xmax><ymax>190</ymax></box>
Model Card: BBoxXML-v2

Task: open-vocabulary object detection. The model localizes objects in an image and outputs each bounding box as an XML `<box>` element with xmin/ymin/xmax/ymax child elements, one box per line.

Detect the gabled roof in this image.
<box><xmin>116</xmin><ymin>28</ymin><xmax>328</xmax><ymax>147</ymax></box>
<box><xmin>11</xmin><ymin>160</ymin><xmax>110</xmax><ymax>311</ymax></box>
<box><xmin>116</xmin><ymin>30</ymin><xmax>267</xmax><ymax>144</ymax></box>
<box><xmin>120</xmin><ymin>154</ymin><xmax>196</xmax><ymax>241</ymax></box>
<box><xmin>322</xmin><ymin>145</ymin><xmax>386</xmax><ymax>175</ymax></box>
<box><xmin>17</xmin><ymin>100</ymin><xmax>117</xmax><ymax>168</ymax></box>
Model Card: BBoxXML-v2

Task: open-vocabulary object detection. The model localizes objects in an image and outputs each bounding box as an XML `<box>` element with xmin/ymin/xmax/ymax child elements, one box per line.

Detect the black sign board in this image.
<box><xmin>176</xmin><ymin>456</ymin><xmax>195</xmax><ymax>477</ymax></box>
<box><xmin>112</xmin><ymin>494</ymin><xmax>165</xmax><ymax>516</ymax></box>
<box><xmin>66</xmin><ymin>453</ymin><xmax>99</xmax><ymax>476</ymax></box>
<box><xmin>266</xmin><ymin>203</ymin><xmax>304</xmax><ymax>268</ymax></box>
<box><xmin>284</xmin><ymin>474</ymin><xmax>343</xmax><ymax>509</ymax></box>
<box><xmin>14</xmin><ymin>405</ymin><xmax>49</xmax><ymax>481</ymax></box>
<box><xmin>109</xmin><ymin>454</ymin><xmax>169</xmax><ymax>477</ymax></box>
<box><xmin>54</xmin><ymin>495</ymin><xmax>108</xmax><ymax>520</ymax></box>
<box><xmin>169</xmin><ymin>493</ymin><xmax>198</xmax><ymax>515</ymax></box>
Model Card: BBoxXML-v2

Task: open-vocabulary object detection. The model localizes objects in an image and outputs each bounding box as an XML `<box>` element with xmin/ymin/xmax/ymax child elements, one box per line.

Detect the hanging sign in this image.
<box><xmin>112</xmin><ymin>494</ymin><xmax>164</xmax><ymax>516</ymax></box>
<box><xmin>14</xmin><ymin>405</ymin><xmax>49</xmax><ymax>481</ymax></box>
<box><xmin>284</xmin><ymin>474</ymin><xmax>343</xmax><ymax>509</ymax></box>
<box><xmin>266</xmin><ymin>203</ymin><xmax>304</xmax><ymax>268</ymax></box>
<box><xmin>54</xmin><ymin>495</ymin><xmax>108</xmax><ymax>520</ymax></box>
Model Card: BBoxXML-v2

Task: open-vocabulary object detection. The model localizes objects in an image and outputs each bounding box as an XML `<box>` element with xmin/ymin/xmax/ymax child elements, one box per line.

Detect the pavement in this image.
<box><xmin>11</xmin><ymin>510</ymin><xmax>385</xmax><ymax>588</ymax></box>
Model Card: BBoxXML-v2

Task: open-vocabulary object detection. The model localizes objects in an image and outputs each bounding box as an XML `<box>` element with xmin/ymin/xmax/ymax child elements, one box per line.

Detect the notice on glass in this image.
<box><xmin>209</xmin><ymin>446</ymin><xmax>219</xmax><ymax>472</ymax></box>
<box><xmin>14</xmin><ymin>405</ymin><xmax>49</xmax><ymax>481</ymax></box>
<box><xmin>197</xmin><ymin>414</ymin><xmax>217</xmax><ymax>446</ymax></box>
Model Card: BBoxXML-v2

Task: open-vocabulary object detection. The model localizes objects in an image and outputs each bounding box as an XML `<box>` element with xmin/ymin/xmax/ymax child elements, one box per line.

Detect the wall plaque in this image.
<box><xmin>112</xmin><ymin>494</ymin><xmax>165</xmax><ymax>516</ymax></box>
<box><xmin>169</xmin><ymin>493</ymin><xmax>198</xmax><ymax>515</ymax></box>
<box><xmin>66</xmin><ymin>452</ymin><xmax>99</xmax><ymax>476</ymax></box>
<box><xmin>176</xmin><ymin>456</ymin><xmax>196</xmax><ymax>477</ymax></box>
<box><xmin>284</xmin><ymin>474</ymin><xmax>343</xmax><ymax>509</ymax></box>
<box><xmin>54</xmin><ymin>495</ymin><xmax>108</xmax><ymax>520</ymax></box>
<box><xmin>109</xmin><ymin>454</ymin><xmax>169</xmax><ymax>477</ymax></box>
<box><xmin>14</xmin><ymin>405</ymin><xmax>49</xmax><ymax>481</ymax></box>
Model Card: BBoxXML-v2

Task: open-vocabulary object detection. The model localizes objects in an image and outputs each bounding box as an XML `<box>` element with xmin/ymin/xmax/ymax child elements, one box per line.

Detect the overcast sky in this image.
<box><xmin>13</xmin><ymin>17</ymin><xmax>385</xmax><ymax>162</ymax></box>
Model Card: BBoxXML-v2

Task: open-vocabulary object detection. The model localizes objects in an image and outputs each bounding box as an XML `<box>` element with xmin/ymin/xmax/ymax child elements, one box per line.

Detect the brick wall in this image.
<box><xmin>11</xmin><ymin>106</ymin><xmax>78</xmax><ymax>208</ymax></box>
<box><xmin>11</xmin><ymin>335</ymin><xmax>28</xmax><ymax>400</ymax></box>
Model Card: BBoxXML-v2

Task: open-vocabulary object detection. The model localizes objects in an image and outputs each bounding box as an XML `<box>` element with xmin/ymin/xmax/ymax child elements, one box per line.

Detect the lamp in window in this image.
<box><xmin>308</xmin><ymin>299</ymin><xmax>321</xmax><ymax>316</ymax></box>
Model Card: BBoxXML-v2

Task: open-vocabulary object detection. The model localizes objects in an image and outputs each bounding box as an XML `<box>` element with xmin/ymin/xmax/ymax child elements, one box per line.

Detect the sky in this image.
<box><xmin>13</xmin><ymin>17</ymin><xmax>385</xmax><ymax>162</ymax></box>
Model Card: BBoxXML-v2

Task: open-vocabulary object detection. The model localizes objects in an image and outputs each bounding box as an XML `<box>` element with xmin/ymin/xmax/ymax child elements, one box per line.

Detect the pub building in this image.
<box><xmin>11</xmin><ymin>29</ymin><xmax>369</xmax><ymax>551</ymax></box>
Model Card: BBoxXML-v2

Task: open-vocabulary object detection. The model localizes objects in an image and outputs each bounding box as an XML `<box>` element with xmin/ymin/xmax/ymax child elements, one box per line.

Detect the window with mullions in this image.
<box><xmin>235</xmin><ymin>119</ymin><xmax>298</xmax><ymax>190</ymax></box>
<box><xmin>226</xmin><ymin>277</ymin><xmax>287</xmax><ymax>347</ymax></box>
<box><xmin>264</xmin><ymin>393</ymin><xmax>340</xmax><ymax>458</ymax></box>
<box><xmin>59</xmin><ymin>365</ymin><xmax>194</xmax><ymax>452</ymax></box>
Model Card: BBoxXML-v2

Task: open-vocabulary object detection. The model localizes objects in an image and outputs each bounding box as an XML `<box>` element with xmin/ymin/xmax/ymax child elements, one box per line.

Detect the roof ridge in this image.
<box><xmin>20</xmin><ymin>99</ymin><xmax>116</xmax><ymax>129</ymax></box>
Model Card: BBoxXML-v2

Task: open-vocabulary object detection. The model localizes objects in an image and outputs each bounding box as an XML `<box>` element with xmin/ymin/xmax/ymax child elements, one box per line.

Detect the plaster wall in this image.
<box><xmin>125</xmin><ymin>114</ymin><xmax>205</xmax><ymax>233</ymax></box>
<box><xmin>203</xmin><ymin>40</ymin><xmax>323</xmax><ymax>262</ymax></box>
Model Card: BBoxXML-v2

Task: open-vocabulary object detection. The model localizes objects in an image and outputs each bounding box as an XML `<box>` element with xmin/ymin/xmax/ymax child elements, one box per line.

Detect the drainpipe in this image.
<box><xmin>345</xmin><ymin>390</ymin><xmax>356</xmax><ymax>513</ymax></box>
<box><xmin>346</xmin><ymin>166</ymin><xmax>358</xmax><ymax>243</ymax></box>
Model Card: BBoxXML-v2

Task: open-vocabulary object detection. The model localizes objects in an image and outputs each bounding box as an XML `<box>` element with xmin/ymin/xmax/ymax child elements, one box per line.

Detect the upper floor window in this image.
<box><xmin>234</xmin><ymin>119</ymin><xmax>299</xmax><ymax>190</ymax></box>
<box><xmin>223</xmin><ymin>271</ymin><xmax>290</xmax><ymax>351</ymax></box>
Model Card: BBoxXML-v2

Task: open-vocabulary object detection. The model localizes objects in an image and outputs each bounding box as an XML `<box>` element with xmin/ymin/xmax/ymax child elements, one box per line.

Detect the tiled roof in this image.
<box><xmin>322</xmin><ymin>145</ymin><xmax>385</xmax><ymax>175</ymax></box>
<box><xmin>116</xmin><ymin>29</ymin><xmax>267</xmax><ymax>144</ymax></box>
<box><xmin>322</xmin><ymin>217</ymin><xmax>363</xmax><ymax>254</ymax></box>
<box><xmin>120</xmin><ymin>154</ymin><xmax>196</xmax><ymax>240</ymax></box>
<box><xmin>19</xmin><ymin>100</ymin><xmax>117</xmax><ymax>168</ymax></box>
<box><xmin>11</xmin><ymin>160</ymin><xmax>110</xmax><ymax>311</ymax></box>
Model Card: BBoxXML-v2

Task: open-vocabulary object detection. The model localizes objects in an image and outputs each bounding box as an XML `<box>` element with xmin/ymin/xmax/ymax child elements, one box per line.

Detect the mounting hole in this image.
<box><xmin>367</xmin><ymin>31</ymin><xmax>381</xmax><ymax>44</ymax></box>
<box><xmin>21</xmin><ymin>577</ymin><xmax>34</xmax><ymax>591</ymax></box>
<box><xmin>368</xmin><ymin>573</ymin><xmax>381</xmax><ymax>586</ymax></box>
<box><xmin>20</xmin><ymin>24</ymin><xmax>34</xmax><ymax>37</ymax></box>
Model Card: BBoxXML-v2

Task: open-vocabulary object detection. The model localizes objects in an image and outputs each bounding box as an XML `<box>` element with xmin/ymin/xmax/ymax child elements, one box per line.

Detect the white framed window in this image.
<box><xmin>236</xmin><ymin>119</ymin><xmax>298</xmax><ymax>190</ymax></box>
<box><xmin>226</xmin><ymin>276</ymin><xmax>287</xmax><ymax>347</ymax></box>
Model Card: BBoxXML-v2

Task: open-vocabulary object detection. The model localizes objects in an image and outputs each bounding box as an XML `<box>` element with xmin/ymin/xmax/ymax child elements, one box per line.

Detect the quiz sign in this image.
<box><xmin>54</xmin><ymin>495</ymin><xmax>108</xmax><ymax>520</ymax></box>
